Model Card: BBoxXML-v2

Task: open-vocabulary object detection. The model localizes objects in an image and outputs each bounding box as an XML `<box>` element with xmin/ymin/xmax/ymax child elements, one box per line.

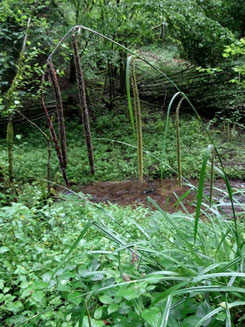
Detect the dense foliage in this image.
<box><xmin>1</xmin><ymin>190</ymin><xmax>245</xmax><ymax>326</ymax></box>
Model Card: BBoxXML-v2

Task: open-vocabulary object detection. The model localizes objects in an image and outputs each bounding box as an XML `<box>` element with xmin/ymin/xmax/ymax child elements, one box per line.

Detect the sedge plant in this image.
<box><xmin>175</xmin><ymin>97</ymin><xmax>184</xmax><ymax>188</ymax></box>
<box><xmin>126</xmin><ymin>56</ymin><xmax>143</xmax><ymax>181</ymax></box>
<box><xmin>43</xmin><ymin>24</ymin><xmax>239</xmax><ymax>246</ymax></box>
<box><xmin>209</xmin><ymin>145</ymin><xmax>215</xmax><ymax>207</ymax></box>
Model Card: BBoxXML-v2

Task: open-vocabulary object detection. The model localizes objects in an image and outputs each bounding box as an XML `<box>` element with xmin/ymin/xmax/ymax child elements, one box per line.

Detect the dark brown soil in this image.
<box><xmin>79</xmin><ymin>179</ymin><xmax>245</xmax><ymax>215</ymax></box>
<box><xmin>80</xmin><ymin>179</ymin><xmax>196</xmax><ymax>213</ymax></box>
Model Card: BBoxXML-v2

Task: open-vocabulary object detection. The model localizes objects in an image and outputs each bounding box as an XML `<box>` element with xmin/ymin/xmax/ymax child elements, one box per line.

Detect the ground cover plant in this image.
<box><xmin>0</xmin><ymin>180</ymin><xmax>245</xmax><ymax>326</ymax></box>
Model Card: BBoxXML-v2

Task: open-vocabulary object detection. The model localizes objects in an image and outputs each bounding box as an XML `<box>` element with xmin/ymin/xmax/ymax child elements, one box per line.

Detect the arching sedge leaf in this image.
<box><xmin>126</xmin><ymin>55</ymin><xmax>136</xmax><ymax>136</ymax></box>
<box><xmin>194</xmin><ymin>301</ymin><xmax>245</xmax><ymax>327</ymax></box>
<box><xmin>160</xmin><ymin>92</ymin><xmax>182</xmax><ymax>182</ymax></box>
<box><xmin>226</xmin><ymin>294</ymin><xmax>231</xmax><ymax>327</ymax></box>
<box><xmin>194</xmin><ymin>144</ymin><xmax>213</xmax><ymax>243</ymax></box>
<box><xmin>160</xmin><ymin>295</ymin><xmax>172</xmax><ymax>327</ymax></box>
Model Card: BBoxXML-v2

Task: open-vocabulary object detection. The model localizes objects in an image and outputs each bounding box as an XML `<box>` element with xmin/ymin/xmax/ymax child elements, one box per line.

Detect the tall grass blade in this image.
<box><xmin>212</xmin><ymin>165</ymin><xmax>239</xmax><ymax>247</ymax></box>
<box><xmin>209</xmin><ymin>146</ymin><xmax>215</xmax><ymax>207</ymax></box>
<box><xmin>161</xmin><ymin>92</ymin><xmax>182</xmax><ymax>182</ymax></box>
<box><xmin>172</xmin><ymin>191</ymin><xmax>190</xmax><ymax>214</ymax></box>
<box><xmin>160</xmin><ymin>295</ymin><xmax>172</xmax><ymax>327</ymax></box>
<box><xmin>194</xmin><ymin>301</ymin><xmax>245</xmax><ymax>327</ymax></box>
<box><xmin>151</xmin><ymin>280</ymin><xmax>191</xmax><ymax>306</ymax></box>
<box><xmin>223</xmin><ymin>174</ymin><xmax>239</xmax><ymax>248</ymax></box>
<box><xmin>194</xmin><ymin>307</ymin><xmax>223</xmax><ymax>327</ymax></box>
<box><xmin>217</xmin><ymin>255</ymin><xmax>245</xmax><ymax>272</ymax></box>
<box><xmin>173</xmin><ymin>285</ymin><xmax>245</xmax><ymax>296</ymax></box>
<box><xmin>194</xmin><ymin>144</ymin><xmax>213</xmax><ymax>243</ymax></box>
<box><xmin>215</xmin><ymin>230</ymin><xmax>231</xmax><ymax>258</ymax></box>
<box><xmin>94</xmin><ymin>222</ymin><xmax>127</xmax><ymax>246</ymax></box>
<box><xmin>126</xmin><ymin>55</ymin><xmax>136</xmax><ymax>136</ymax></box>
<box><xmin>147</xmin><ymin>197</ymin><xmax>203</xmax><ymax>264</ymax></box>
<box><xmin>193</xmin><ymin>272</ymin><xmax>245</xmax><ymax>282</ymax></box>
<box><xmin>175</xmin><ymin>98</ymin><xmax>183</xmax><ymax>188</ymax></box>
<box><xmin>226</xmin><ymin>295</ymin><xmax>231</xmax><ymax>327</ymax></box>
<box><xmin>172</xmin><ymin>189</ymin><xmax>192</xmax><ymax>211</ymax></box>
<box><xmin>131</xmin><ymin>60</ymin><xmax>143</xmax><ymax>180</ymax></box>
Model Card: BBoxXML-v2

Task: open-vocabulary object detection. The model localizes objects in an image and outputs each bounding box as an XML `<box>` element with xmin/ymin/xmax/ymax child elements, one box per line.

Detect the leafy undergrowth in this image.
<box><xmin>0</xmin><ymin>189</ymin><xmax>245</xmax><ymax>326</ymax></box>
<box><xmin>0</xmin><ymin>108</ymin><xmax>245</xmax><ymax>191</ymax></box>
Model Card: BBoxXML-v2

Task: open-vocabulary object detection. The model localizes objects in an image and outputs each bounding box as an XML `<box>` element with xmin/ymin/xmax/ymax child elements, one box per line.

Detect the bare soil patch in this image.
<box><xmin>79</xmin><ymin>179</ymin><xmax>245</xmax><ymax>215</ymax></box>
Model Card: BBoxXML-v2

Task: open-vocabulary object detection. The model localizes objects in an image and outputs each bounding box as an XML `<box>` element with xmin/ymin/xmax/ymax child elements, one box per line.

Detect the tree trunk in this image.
<box><xmin>47</xmin><ymin>137</ymin><xmax>52</xmax><ymax>194</ymax></box>
<box><xmin>41</xmin><ymin>84</ymin><xmax>69</xmax><ymax>187</ymax></box>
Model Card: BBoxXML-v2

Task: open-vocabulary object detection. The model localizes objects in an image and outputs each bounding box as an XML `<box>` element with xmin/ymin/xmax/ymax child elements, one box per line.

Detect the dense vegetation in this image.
<box><xmin>1</xmin><ymin>0</ymin><xmax>245</xmax><ymax>326</ymax></box>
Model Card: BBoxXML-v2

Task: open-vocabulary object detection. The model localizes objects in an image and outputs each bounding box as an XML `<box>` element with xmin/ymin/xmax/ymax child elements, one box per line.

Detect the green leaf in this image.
<box><xmin>99</xmin><ymin>295</ymin><xmax>113</xmax><ymax>304</ymax></box>
<box><xmin>33</xmin><ymin>281</ymin><xmax>49</xmax><ymax>290</ymax></box>
<box><xmin>216</xmin><ymin>311</ymin><xmax>226</xmax><ymax>321</ymax></box>
<box><xmin>116</xmin><ymin>286</ymin><xmax>140</xmax><ymax>300</ymax></box>
<box><xmin>0</xmin><ymin>280</ymin><xmax>4</xmax><ymax>290</ymax></box>
<box><xmin>0</xmin><ymin>247</ymin><xmax>9</xmax><ymax>253</ymax></box>
<box><xmin>108</xmin><ymin>303</ymin><xmax>119</xmax><ymax>314</ymax></box>
<box><xmin>194</xmin><ymin>144</ymin><xmax>213</xmax><ymax>242</ymax></box>
<box><xmin>68</xmin><ymin>292</ymin><xmax>83</xmax><ymax>305</ymax></box>
<box><xmin>94</xmin><ymin>306</ymin><xmax>103</xmax><ymax>319</ymax></box>
<box><xmin>57</xmin><ymin>284</ymin><xmax>71</xmax><ymax>292</ymax></box>
<box><xmin>5</xmin><ymin>300</ymin><xmax>23</xmax><ymax>313</ymax></box>
<box><xmin>183</xmin><ymin>315</ymin><xmax>200</xmax><ymax>327</ymax></box>
<box><xmin>31</xmin><ymin>291</ymin><xmax>45</xmax><ymax>303</ymax></box>
<box><xmin>83</xmin><ymin>317</ymin><xmax>104</xmax><ymax>327</ymax></box>
<box><xmin>142</xmin><ymin>307</ymin><xmax>161</xmax><ymax>327</ymax></box>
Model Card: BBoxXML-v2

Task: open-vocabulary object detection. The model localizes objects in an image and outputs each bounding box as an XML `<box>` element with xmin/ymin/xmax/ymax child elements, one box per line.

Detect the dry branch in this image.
<box><xmin>72</xmin><ymin>33</ymin><xmax>95</xmax><ymax>175</ymax></box>
<box><xmin>41</xmin><ymin>79</ymin><xmax>69</xmax><ymax>187</ymax></box>
<box><xmin>47</xmin><ymin>59</ymin><xmax>68</xmax><ymax>168</ymax></box>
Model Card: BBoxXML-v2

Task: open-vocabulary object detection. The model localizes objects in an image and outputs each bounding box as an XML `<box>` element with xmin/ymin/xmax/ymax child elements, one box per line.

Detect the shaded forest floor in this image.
<box><xmin>1</xmin><ymin>43</ymin><xmax>245</xmax><ymax>208</ymax></box>
<box><xmin>1</xmin><ymin>107</ymin><xmax>245</xmax><ymax>198</ymax></box>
